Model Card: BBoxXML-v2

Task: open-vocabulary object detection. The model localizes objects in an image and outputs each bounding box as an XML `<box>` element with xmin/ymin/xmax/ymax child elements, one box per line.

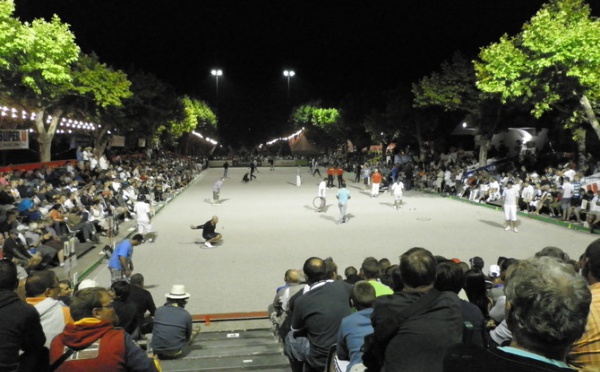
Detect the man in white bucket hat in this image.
<box><xmin>150</xmin><ymin>284</ymin><xmax>201</xmax><ymax>359</ymax></box>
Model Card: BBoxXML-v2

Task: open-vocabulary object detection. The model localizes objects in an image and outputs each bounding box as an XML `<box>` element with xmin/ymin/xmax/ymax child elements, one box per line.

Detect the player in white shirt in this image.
<box><xmin>502</xmin><ymin>180</ymin><xmax>519</xmax><ymax>232</ymax></box>
<box><xmin>391</xmin><ymin>179</ymin><xmax>405</xmax><ymax>210</ymax></box>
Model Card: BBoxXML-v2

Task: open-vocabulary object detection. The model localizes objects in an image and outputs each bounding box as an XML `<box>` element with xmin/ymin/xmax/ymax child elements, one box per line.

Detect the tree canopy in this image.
<box><xmin>475</xmin><ymin>0</ymin><xmax>600</xmax><ymax>144</ymax></box>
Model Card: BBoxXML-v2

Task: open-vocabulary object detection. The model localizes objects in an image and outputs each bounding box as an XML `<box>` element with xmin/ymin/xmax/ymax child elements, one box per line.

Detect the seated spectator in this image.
<box><xmin>58</xmin><ymin>279</ymin><xmax>73</xmax><ymax>306</ymax></box>
<box><xmin>270</xmin><ymin>269</ymin><xmax>304</xmax><ymax>339</ymax></box>
<box><xmin>49</xmin><ymin>287</ymin><xmax>160</xmax><ymax>371</ymax></box>
<box><xmin>25</xmin><ymin>270</ymin><xmax>74</xmax><ymax>349</ymax></box>
<box><xmin>435</xmin><ymin>262</ymin><xmax>487</xmax><ymax>348</ymax></box>
<box><xmin>336</xmin><ymin>281</ymin><xmax>376</xmax><ymax>372</ymax></box>
<box><xmin>0</xmin><ymin>211</ymin><xmax>19</xmax><ymax>238</ymax></box>
<box><xmin>343</xmin><ymin>266</ymin><xmax>360</xmax><ymax>285</ymax></box>
<box><xmin>361</xmin><ymin>257</ymin><xmax>393</xmax><ymax>296</ymax></box>
<box><xmin>444</xmin><ymin>257</ymin><xmax>591</xmax><ymax>372</ymax></box>
<box><xmin>569</xmin><ymin>238</ymin><xmax>600</xmax><ymax>369</ymax></box>
<box><xmin>464</xmin><ymin>268</ymin><xmax>492</xmax><ymax>320</ymax></box>
<box><xmin>370</xmin><ymin>247</ymin><xmax>462</xmax><ymax>372</ymax></box>
<box><xmin>3</xmin><ymin>228</ymin><xmax>43</xmax><ymax>271</ymax></box>
<box><xmin>151</xmin><ymin>284</ymin><xmax>200</xmax><ymax>360</ymax></box>
<box><xmin>49</xmin><ymin>203</ymin><xmax>69</xmax><ymax>235</ymax></box>
<box><xmin>285</xmin><ymin>257</ymin><xmax>352</xmax><ymax>372</ymax></box>
<box><xmin>127</xmin><ymin>273</ymin><xmax>156</xmax><ymax>336</ymax></box>
<box><xmin>110</xmin><ymin>281</ymin><xmax>140</xmax><ymax>338</ymax></box>
<box><xmin>0</xmin><ymin>259</ymin><xmax>47</xmax><ymax>372</ymax></box>
<box><xmin>24</xmin><ymin>222</ymin><xmax>65</xmax><ymax>267</ymax></box>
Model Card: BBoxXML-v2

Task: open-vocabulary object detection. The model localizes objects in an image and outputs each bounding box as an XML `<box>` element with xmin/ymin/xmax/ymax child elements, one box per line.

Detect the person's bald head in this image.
<box><xmin>284</xmin><ymin>269</ymin><xmax>300</xmax><ymax>284</ymax></box>
<box><xmin>303</xmin><ymin>257</ymin><xmax>326</xmax><ymax>284</ymax></box>
<box><xmin>211</xmin><ymin>216</ymin><xmax>219</xmax><ymax>224</ymax></box>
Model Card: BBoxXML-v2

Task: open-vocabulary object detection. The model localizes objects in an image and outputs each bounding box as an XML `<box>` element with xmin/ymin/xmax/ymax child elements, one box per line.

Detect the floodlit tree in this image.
<box><xmin>0</xmin><ymin>3</ymin><xmax>131</xmax><ymax>161</ymax></box>
<box><xmin>290</xmin><ymin>102</ymin><xmax>341</xmax><ymax>153</ymax></box>
<box><xmin>413</xmin><ymin>53</ymin><xmax>505</xmax><ymax>166</ymax></box>
<box><xmin>164</xmin><ymin>95</ymin><xmax>217</xmax><ymax>154</ymax></box>
<box><xmin>475</xmin><ymin>0</ymin><xmax>600</xmax><ymax>160</ymax></box>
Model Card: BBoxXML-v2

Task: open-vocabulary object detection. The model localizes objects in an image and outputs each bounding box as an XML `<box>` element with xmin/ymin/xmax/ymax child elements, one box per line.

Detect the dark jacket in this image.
<box><xmin>0</xmin><ymin>290</ymin><xmax>47</xmax><ymax>372</ymax></box>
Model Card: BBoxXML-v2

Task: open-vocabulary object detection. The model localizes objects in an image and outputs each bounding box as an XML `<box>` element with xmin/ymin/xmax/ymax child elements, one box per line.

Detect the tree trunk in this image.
<box><xmin>574</xmin><ymin>127</ymin><xmax>587</xmax><ymax>165</ymax></box>
<box><xmin>33</xmin><ymin>108</ymin><xmax>62</xmax><ymax>162</ymax></box>
<box><xmin>477</xmin><ymin>136</ymin><xmax>490</xmax><ymax>167</ymax></box>
<box><xmin>580</xmin><ymin>95</ymin><xmax>600</xmax><ymax>143</ymax></box>
<box><xmin>93</xmin><ymin>125</ymin><xmax>111</xmax><ymax>158</ymax></box>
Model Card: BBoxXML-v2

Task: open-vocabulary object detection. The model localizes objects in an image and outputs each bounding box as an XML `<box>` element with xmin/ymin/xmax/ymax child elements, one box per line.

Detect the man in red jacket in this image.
<box><xmin>49</xmin><ymin>287</ymin><xmax>159</xmax><ymax>372</ymax></box>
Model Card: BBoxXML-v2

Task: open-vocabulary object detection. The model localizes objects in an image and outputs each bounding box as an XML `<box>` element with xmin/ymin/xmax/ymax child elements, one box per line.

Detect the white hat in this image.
<box><xmin>77</xmin><ymin>279</ymin><xmax>99</xmax><ymax>290</ymax></box>
<box><xmin>489</xmin><ymin>264</ymin><xmax>501</xmax><ymax>278</ymax></box>
<box><xmin>166</xmin><ymin>284</ymin><xmax>190</xmax><ymax>299</ymax></box>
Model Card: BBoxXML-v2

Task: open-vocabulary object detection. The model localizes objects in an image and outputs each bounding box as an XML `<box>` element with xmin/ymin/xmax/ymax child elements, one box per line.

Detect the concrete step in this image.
<box><xmin>159</xmin><ymin>328</ymin><xmax>291</xmax><ymax>372</ymax></box>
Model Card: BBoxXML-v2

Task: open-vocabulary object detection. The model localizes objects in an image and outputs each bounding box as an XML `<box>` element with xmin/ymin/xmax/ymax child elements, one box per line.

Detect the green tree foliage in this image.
<box><xmin>413</xmin><ymin>53</ymin><xmax>504</xmax><ymax>166</ymax></box>
<box><xmin>169</xmin><ymin>96</ymin><xmax>217</xmax><ymax>138</ymax></box>
<box><xmin>475</xmin><ymin>0</ymin><xmax>600</xmax><ymax>146</ymax></box>
<box><xmin>0</xmin><ymin>2</ymin><xmax>132</xmax><ymax>161</ymax></box>
<box><xmin>290</xmin><ymin>102</ymin><xmax>341</xmax><ymax>152</ymax></box>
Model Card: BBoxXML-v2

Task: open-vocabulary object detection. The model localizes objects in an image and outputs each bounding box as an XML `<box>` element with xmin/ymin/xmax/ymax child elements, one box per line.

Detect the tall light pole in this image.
<box><xmin>211</xmin><ymin>69</ymin><xmax>223</xmax><ymax>100</ymax></box>
<box><xmin>283</xmin><ymin>70</ymin><xmax>295</xmax><ymax>100</ymax></box>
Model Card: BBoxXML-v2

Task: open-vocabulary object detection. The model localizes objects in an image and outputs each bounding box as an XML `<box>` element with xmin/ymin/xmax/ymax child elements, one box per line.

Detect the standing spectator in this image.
<box><xmin>50</xmin><ymin>287</ymin><xmax>160</xmax><ymax>371</ymax></box>
<box><xmin>502</xmin><ymin>180</ymin><xmax>519</xmax><ymax>232</ymax></box>
<box><xmin>444</xmin><ymin>257</ymin><xmax>591</xmax><ymax>372</ymax></box>
<box><xmin>336</xmin><ymin>166</ymin><xmax>344</xmax><ymax>188</ymax></box>
<box><xmin>561</xmin><ymin>177</ymin><xmax>574</xmax><ymax>221</ymax></box>
<box><xmin>371</xmin><ymin>168</ymin><xmax>382</xmax><ymax>197</ymax></box>
<box><xmin>127</xmin><ymin>273</ymin><xmax>156</xmax><ymax>336</ymax></box>
<box><xmin>588</xmin><ymin>191</ymin><xmax>600</xmax><ymax>233</ymax></box>
<box><xmin>212</xmin><ymin>178</ymin><xmax>224</xmax><ymax>205</ymax></box>
<box><xmin>0</xmin><ymin>259</ymin><xmax>47</xmax><ymax>372</ymax></box>
<box><xmin>336</xmin><ymin>281</ymin><xmax>376</xmax><ymax>372</ymax></box>
<box><xmin>336</xmin><ymin>183</ymin><xmax>351</xmax><ymax>225</ymax></box>
<box><xmin>108</xmin><ymin>234</ymin><xmax>145</xmax><ymax>284</ymax></box>
<box><xmin>151</xmin><ymin>284</ymin><xmax>200</xmax><ymax>360</ymax></box>
<box><xmin>370</xmin><ymin>247</ymin><xmax>462</xmax><ymax>372</ymax></box>
<box><xmin>354</xmin><ymin>163</ymin><xmax>361</xmax><ymax>183</ymax></box>
<box><xmin>25</xmin><ymin>270</ymin><xmax>74</xmax><ymax>349</ymax></box>
<box><xmin>190</xmin><ymin>216</ymin><xmax>222</xmax><ymax>248</ymax></box>
<box><xmin>569</xmin><ymin>238</ymin><xmax>600</xmax><ymax>369</ymax></box>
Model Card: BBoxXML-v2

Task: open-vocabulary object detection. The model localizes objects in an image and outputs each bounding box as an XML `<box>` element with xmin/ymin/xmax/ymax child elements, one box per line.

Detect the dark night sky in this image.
<box><xmin>12</xmin><ymin>0</ymin><xmax>600</xmax><ymax>145</ymax></box>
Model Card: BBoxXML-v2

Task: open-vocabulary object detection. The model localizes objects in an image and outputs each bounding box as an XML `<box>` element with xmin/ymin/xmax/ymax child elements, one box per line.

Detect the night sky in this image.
<box><xmin>12</xmin><ymin>0</ymin><xmax>600</xmax><ymax>146</ymax></box>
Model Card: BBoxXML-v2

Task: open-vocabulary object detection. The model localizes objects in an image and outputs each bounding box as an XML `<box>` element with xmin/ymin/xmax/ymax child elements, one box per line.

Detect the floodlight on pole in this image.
<box><xmin>211</xmin><ymin>69</ymin><xmax>223</xmax><ymax>99</ymax></box>
<box><xmin>283</xmin><ymin>70</ymin><xmax>295</xmax><ymax>99</ymax></box>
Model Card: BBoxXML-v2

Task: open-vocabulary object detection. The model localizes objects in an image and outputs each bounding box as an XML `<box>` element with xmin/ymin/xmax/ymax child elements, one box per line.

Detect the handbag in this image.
<box><xmin>361</xmin><ymin>289</ymin><xmax>442</xmax><ymax>371</ymax></box>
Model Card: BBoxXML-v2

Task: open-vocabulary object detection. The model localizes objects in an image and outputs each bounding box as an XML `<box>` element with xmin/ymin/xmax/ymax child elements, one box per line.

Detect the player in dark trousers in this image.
<box><xmin>327</xmin><ymin>165</ymin><xmax>335</xmax><ymax>188</ymax></box>
<box><xmin>190</xmin><ymin>216</ymin><xmax>222</xmax><ymax>248</ymax></box>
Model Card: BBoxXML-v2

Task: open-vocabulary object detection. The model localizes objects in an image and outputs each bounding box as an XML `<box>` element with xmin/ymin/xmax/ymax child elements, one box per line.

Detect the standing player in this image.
<box><xmin>134</xmin><ymin>194</ymin><xmax>155</xmax><ymax>242</ymax></box>
<box><xmin>327</xmin><ymin>165</ymin><xmax>335</xmax><ymax>188</ymax></box>
<box><xmin>391</xmin><ymin>178</ymin><xmax>404</xmax><ymax>210</ymax></box>
<box><xmin>502</xmin><ymin>180</ymin><xmax>519</xmax><ymax>232</ymax></box>
<box><xmin>336</xmin><ymin>182</ymin><xmax>351</xmax><ymax>224</ymax></box>
<box><xmin>212</xmin><ymin>178</ymin><xmax>224</xmax><ymax>205</ymax></box>
<box><xmin>190</xmin><ymin>216</ymin><xmax>222</xmax><ymax>248</ymax></box>
<box><xmin>371</xmin><ymin>168</ymin><xmax>382</xmax><ymax>197</ymax></box>
<box><xmin>108</xmin><ymin>234</ymin><xmax>145</xmax><ymax>283</ymax></box>
<box><xmin>317</xmin><ymin>178</ymin><xmax>327</xmax><ymax>212</ymax></box>
<box><xmin>336</xmin><ymin>166</ymin><xmax>344</xmax><ymax>188</ymax></box>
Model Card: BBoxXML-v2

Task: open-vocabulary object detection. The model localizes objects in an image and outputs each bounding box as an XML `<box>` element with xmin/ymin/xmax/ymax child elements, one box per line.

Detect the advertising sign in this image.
<box><xmin>0</xmin><ymin>130</ymin><xmax>28</xmax><ymax>150</ymax></box>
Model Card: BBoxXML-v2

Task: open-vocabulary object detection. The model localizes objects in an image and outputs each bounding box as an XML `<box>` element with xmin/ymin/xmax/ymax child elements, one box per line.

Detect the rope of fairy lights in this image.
<box><xmin>1</xmin><ymin>105</ymin><xmax>216</xmax><ymax>143</ymax></box>
<box><xmin>259</xmin><ymin>127</ymin><xmax>304</xmax><ymax>149</ymax></box>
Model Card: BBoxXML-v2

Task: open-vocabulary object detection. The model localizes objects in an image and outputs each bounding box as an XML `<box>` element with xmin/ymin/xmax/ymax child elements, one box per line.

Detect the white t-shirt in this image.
<box><xmin>318</xmin><ymin>181</ymin><xmax>326</xmax><ymax>198</ymax></box>
<box><xmin>562</xmin><ymin>182</ymin><xmax>574</xmax><ymax>198</ymax></box>
<box><xmin>391</xmin><ymin>182</ymin><xmax>404</xmax><ymax>196</ymax></box>
<box><xmin>134</xmin><ymin>201</ymin><xmax>151</xmax><ymax>222</ymax></box>
<box><xmin>502</xmin><ymin>186</ymin><xmax>519</xmax><ymax>206</ymax></box>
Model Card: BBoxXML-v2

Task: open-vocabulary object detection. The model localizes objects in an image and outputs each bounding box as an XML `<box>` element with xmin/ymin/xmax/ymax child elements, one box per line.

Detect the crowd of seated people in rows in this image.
<box><xmin>270</xmin><ymin>244</ymin><xmax>599</xmax><ymax>372</ymax></box>
<box><xmin>0</xmin><ymin>152</ymin><xmax>201</xmax><ymax>284</ymax></box>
